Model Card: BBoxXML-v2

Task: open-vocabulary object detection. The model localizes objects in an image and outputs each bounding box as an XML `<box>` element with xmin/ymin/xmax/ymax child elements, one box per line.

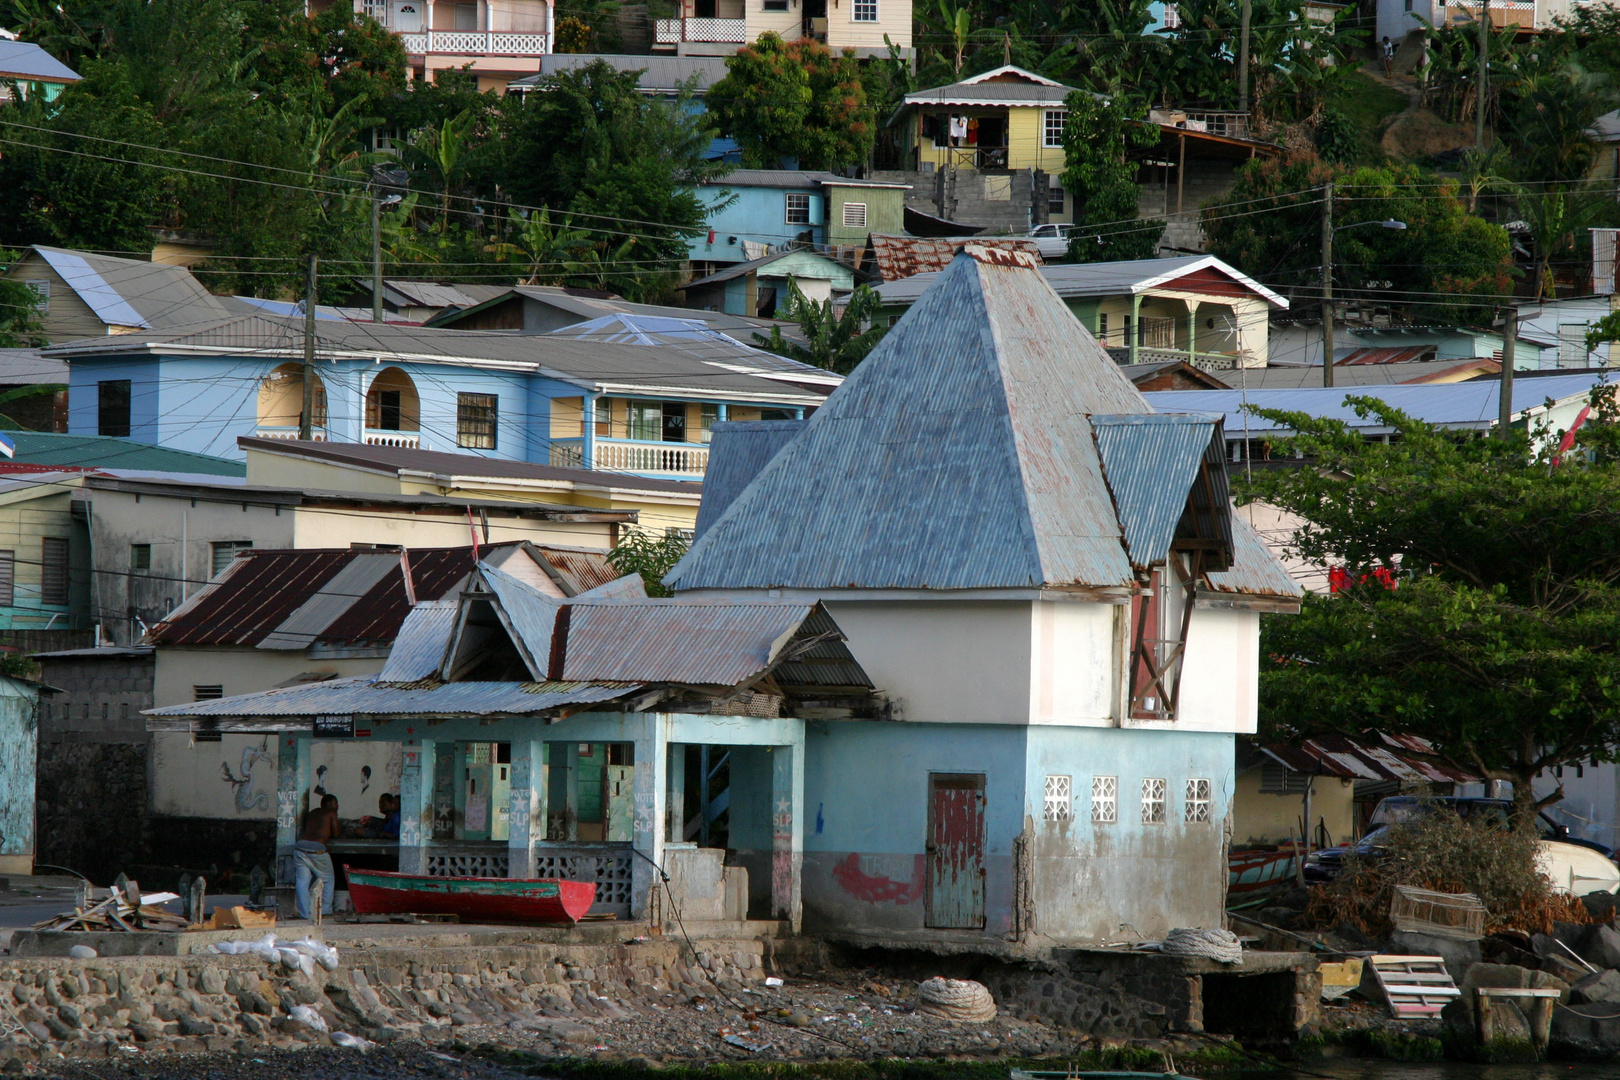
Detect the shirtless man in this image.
<box><xmin>294</xmin><ymin>794</ymin><xmax>340</xmax><ymax>919</ymax></box>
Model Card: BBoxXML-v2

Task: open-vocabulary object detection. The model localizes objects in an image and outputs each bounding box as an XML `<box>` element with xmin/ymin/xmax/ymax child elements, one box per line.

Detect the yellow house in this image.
<box><xmin>238</xmin><ymin>436</ymin><xmax>704</xmax><ymax>536</ymax></box>
<box><xmin>896</xmin><ymin>66</ymin><xmax>1078</xmax><ymax>218</ymax></box>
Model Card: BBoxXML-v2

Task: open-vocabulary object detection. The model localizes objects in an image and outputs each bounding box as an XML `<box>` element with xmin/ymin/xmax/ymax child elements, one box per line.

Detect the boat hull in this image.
<box><xmin>1228</xmin><ymin>847</ymin><xmax>1299</xmax><ymax>897</ymax></box>
<box><xmin>344</xmin><ymin>867</ymin><xmax>597</xmax><ymax>924</ymax></box>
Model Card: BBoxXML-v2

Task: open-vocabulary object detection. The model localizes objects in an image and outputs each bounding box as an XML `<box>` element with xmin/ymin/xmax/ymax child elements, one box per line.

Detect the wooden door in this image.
<box><xmin>926</xmin><ymin>773</ymin><xmax>986</xmax><ymax>929</ymax></box>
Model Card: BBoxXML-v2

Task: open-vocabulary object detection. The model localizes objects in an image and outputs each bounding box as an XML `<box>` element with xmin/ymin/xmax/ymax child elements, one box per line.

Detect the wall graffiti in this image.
<box><xmin>221</xmin><ymin>737</ymin><xmax>273</xmax><ymax>814</ymax></box>
<box><xmin>831</xmin><ymin>852</ymin><xmax>926</xmax><ymax>904</ymax></box>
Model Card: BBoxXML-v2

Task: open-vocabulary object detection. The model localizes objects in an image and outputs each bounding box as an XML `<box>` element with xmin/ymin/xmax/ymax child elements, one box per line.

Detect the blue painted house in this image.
<box><xmin>687</xmin><ymin>170</ymin><xmax>909</xmax><ymax>269</ymax></box>
<box><xmin>147</xmin><ymin>246</ymin><xmax>1301</xmax><ymax>946</ymax></box>
<box><xmin>670</xmin><ymin>245</ymin><xmax>1302</xmax><ymax>941</ymax></box>
<box><xmin>45</xmin><ymin>312</ymin><xmax>838</xmax><ymax>481</ymax></box>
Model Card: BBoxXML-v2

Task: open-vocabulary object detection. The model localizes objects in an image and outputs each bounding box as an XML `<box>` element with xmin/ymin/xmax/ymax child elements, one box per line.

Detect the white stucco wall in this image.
<box><xmin>1028</xmin><ymin>600</ymin><xmax>1117</xmax><ymax>726</ymax></box>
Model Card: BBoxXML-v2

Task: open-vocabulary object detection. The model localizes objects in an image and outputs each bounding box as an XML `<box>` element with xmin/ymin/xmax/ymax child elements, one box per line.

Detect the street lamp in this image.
<box><xmin>1321</xmin><ymin>182</ymin><xmax>1409</xmax><ymax>388</ymax></box>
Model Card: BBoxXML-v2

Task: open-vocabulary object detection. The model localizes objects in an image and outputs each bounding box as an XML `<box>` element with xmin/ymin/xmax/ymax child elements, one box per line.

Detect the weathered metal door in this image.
<box><xmin>926</xmin><ymin>773</ymin><xmax>986</xmax><ymax>929</ymax></box>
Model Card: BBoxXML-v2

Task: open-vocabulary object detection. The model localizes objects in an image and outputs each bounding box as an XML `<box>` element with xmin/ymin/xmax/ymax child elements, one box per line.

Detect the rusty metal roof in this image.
<box><xmin>376</xmin><ymin>602</ymin><xmax>457</xmax><ymax>682</ymax></box>
<box><xmin>1203</xmin><ymin>515</ymin><xmax>1304</xmax><ymax>599</ymax></box>
<box><xmin>147</xmin><ymin>542</ymin><xmax>613</xmax><ymax>650</ymax></box>
<box><xmin>1262</xmin><ymin>733</ymin><xmax>1476</xmax><ymax>784</ymax></box>
<box><xmin>863</xmin><ymin>235</ymin><xmax>1042</xmax><ymax>283</ymax></box>
<box><xmin>1092</xmin><ymin>413</ymin><xmax>1230</xmax><ymax>571</ymax></box>
<box><xmin>694</xmin><ymin>421</ymin><xmax>805</xmax><ymax>540</ymax></box>
<box><xmin>1339</xmin><ymin>345</ymin><xmax>1437</xmax><ymax>365</ymax></box>
<box><xmin>669</xmin><ymin>246</ymin><xmax>1155</xmax><ymax>592</ymax></box>
<box><xmin>145</xmin><ymin>677</ymin><xmax>642</xmax><ymax>723</ymax></box>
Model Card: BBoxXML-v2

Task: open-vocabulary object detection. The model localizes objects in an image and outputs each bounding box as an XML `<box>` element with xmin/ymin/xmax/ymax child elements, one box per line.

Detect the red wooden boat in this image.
<box><xmin>344</xmin><ymin>866</ymin><xmax>597</xmax><ymax>924</ymax></box>
<box><xmin>1228</xmin><ymin>846</ymin><xmax>1299</xmax><ymax>897</ymax></box>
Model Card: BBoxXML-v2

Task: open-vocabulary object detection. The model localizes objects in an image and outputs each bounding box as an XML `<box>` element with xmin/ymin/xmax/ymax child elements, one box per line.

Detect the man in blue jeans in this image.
<box><xmin>295</xmin><ymin>794</ymin><xmax>341</xmax><ymax>919</ymax></box>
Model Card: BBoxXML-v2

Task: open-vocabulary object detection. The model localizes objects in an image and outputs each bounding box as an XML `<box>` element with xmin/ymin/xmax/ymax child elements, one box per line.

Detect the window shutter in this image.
<box><xmin>0</xmin><ymin>551</ymin><xmax>13</xmax><ymax>607</ymax></box>
<box><xmin>842</xmin><ymin>202</ymin><xmax>867</xmax><ymax>229</ymax></box>
<box><xmin>41</xmin><ymin>537</ymin><xmax>68</xmax><ymax>606</ymax></box>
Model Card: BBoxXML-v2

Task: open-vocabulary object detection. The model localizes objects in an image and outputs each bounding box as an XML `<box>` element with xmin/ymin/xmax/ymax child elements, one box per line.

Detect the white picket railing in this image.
<box><xmin>397</xmin><ymin>30</ymin><xmax>549</xmax><ymax>55</ymax></box>
<box><xmin>654</xmin><ymin>18</ymin><xmax>682</xmax><ymax>43</ymax></box>
<box><xmin>364</xmin><ymin>429</ymin><xmax>421</xmax><ymax>448</ymax></box>
<box><xmin>551</xmin><ymin>438</ymin><xmax>709</xmax><ymax>476</ymax></box>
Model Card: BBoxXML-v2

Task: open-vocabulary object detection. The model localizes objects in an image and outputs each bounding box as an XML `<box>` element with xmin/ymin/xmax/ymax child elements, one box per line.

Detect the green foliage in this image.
<box><xmin>500</xmin><ymin>60</ymin><xmax>724</xmax><ymax>302</ymax></box>
<box><xmin>1203</xmin><ymin>156</ymin><xmax>1512</xmax><ymax>325</ymax></box>
<box><xmin>1240</xmin><ymin>394</ymin><xmax>1620</xmax><ymax>820</ymax></box>
<box><xmin>604</xmin><ymin>527</ymin><xmax>690</xmax><ymax>598</ymax></box>
<box><xmin>708</xmin><ymin>34</ymin><xmax>875</xmax><ymax>170</ymax></box>
<box><xmin>0</xmin><ymin>251</ymin><xmax>47</xmax><ymax>349</ymax></box>
<box><xmin>554</xmin><ymin>16</ymin><xmax>593</xmax><ymax>52</ymax></box>
<box><xmin>1311</xmin><ymin>108</ymin><xmax>1358</xmax><ymax>164</ymax></box>
<box><xmin>751</xmin><ymin>283</ymin><xmax>888</xmax><ymax>375</ymax></box>
<box><xmin>1059</xmin><ymin>91</ymin><xmax>1164</xmax><ymax>261</ymax></box>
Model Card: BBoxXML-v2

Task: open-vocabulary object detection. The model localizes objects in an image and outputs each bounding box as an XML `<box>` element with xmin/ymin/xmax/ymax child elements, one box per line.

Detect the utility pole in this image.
<box><xmin>371</xmin><ymin>187</ymin><xmax>384</xmax><ymax>324</ymax></box>
<box><xmin>1321</xmin><ymin>182</ymin><xmax>1334</xmax><ymax>389</ymax></box>
<box><xmin>1497</xmin><ymin>304</ymin><xmax>1516</xmax><ymax>437</ymax></box>
<box><xmin>1475</xmin><ymin>0</ymin><xmax>1490</xmax><ymax>148</ymax></box>
<box><xmin>300</xmin><ymin>254</ymin><xmax>317</xmax><ymax>441</ymax></box>
<box><xmin>1238</xmin><ymin>0</ymin><xmax>1252</xmax><ymax>115</ymax></box>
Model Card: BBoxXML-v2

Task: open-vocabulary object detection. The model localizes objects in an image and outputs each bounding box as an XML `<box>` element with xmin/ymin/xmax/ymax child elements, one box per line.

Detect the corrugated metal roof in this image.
<box><xmin>258</xmin><ymin>553</ymin><xmax>403</xmax><ymax>650</ymax></box>
<box><xmin>561</xmin><ymin>600</ymin><xmax>816</xmax><ymax>684</ymax></box>
<box><xmin>694</xmin><ymin>421</ymin><xmax>805</xmax><ymax>539</ymax></box>
<box><xmin>1204</xmin><ymin>514</ymin><xmax>1303</xmax><ymax>598</ymax></box>
<box><xmin>4</xmin><ymin>433</ymin><xmax>244</xmax><ymax>475</ymax></box>
<box><xmin>1144</xmin><ymin>373</ymin><xmax>1611</xmax><ymax>435</ymax></box>
<box><xmin>1218</xmin><ymin>359</ymin><xmax>1499</xmax><ymax>390</ymax></box>
<box><xmin>864</xmin><ymin>235</ymin><xmax>1042</xmax><ymax>283</ymax></box>
<box><xmin>668</xmin><ymin>246</ymin><xmax>1151</xmax><ymax>592</ymax></box>
<box><xmin>478</xmin><ymin>563</ymin><xmax>562</xmax><ymax>668</ymax></box>
<box><xmin>1339</xmin><ymin>345</ymin><xmax>1437</xmax><ymax>365</ymax></box>
<box><xmin>41</xmin><ymin>313</ymin><xmax>831</xmax><ymax>405</ymax></box>
<box><xmin>33</xmin><ymin>247</ymin><xmax>230</xmax><ymax>329</ymax></box>
<box><xmin>145</xmin><ymin>677</ymin><xmax>641</xmax><ymax>720</ymax></box>
<box><xmin>377</xmin><ymin>602</ymin><xmax>457</xmax><ymax>682</ymax></box>
<box><xmin>874</xmin><ymin>254</ymin><xmax>1288</xmax><ymax>306</ymax></box>
<box><xmin>1092</xmin><ymin>413</ymin><xmax>1227</xmax><ymax>570</ymax></box>
<box><xmin>0</xmin><ymin>40</ymin><xmax>81</xmax><ymax>82</ymax></box>
<box><xmin>520</xmin><ymin>53</ymin><xmax>732</xmax><ymax>91</ymax></box>
<box><xmin>571</xmin><ymin>574</ymin><xmax>648</xmax><ymax>600</ymax></box>
<box><xmin>549</xmin><ymin>313</ymin><xmax>837</xmax><ymax>385</ymax></box>
<box><xmin>0</xmin><ymin>347</ymin><xmax>69</xmax><ymax>385</ymax></box>
<box><xmin>903</xmin><ymin>66</ymin><xmax>1075</xmax><ymax>108</ymax></box>
<box><xmin>1262</xmin><ymin>733</ymin><xmax>1475</xmax><ymax>784</ymax></box>
<box><xmin>534</xmin><ymin>547</ymin><xmax>621</xmax><ymax>594</ymax></box>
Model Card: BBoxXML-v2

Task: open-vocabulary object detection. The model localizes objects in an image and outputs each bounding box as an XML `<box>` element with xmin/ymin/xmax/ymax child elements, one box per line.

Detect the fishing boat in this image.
<box><xmin>1227</xmin><ymin>846</ymin><xmax>1299</xmax><ymax>899</ymax></box>
<box><xmin>344</xmin><ymin>867</ymin><xmax>597</xmax><ymax>924</ymax></box>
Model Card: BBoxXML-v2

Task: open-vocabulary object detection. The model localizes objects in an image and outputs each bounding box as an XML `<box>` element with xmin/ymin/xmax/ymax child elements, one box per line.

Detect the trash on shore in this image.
<box><xmin>32</xmin><ymin>885</ymin><xmax>188</xmax><ymax>933</ymax></box>
<box><xmin>210</xmin><ymin>933</ymin><xmax>340</xmax><ymax>974</ymax></box>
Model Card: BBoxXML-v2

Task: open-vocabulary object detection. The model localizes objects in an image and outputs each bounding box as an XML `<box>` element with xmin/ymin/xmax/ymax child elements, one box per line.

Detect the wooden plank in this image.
<box><xmin>1477</xmin><ymin>988</ymin><xmax>1562</xmax><ymax>998</ymax></box>
<box><xmin>1384</xmin><ymin>985</ymin><xmax>1461</xmax><ymax>995</ymax></box>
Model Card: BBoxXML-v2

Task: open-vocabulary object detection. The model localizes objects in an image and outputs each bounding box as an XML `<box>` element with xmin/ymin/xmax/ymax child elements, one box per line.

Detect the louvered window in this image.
<box><xmin>0</xmin><ymin>551</ymin><xmax>13</xmax><ymax>607</ymax></box>
<box><xmin>41</xmin><ymin>537</ymin><xmax>68</xmax><ymax>606</ymax></box>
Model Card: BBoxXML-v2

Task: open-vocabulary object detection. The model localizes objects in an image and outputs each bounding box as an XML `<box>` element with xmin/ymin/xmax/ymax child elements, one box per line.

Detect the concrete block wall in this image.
<box><xmin>37</xmin><ymin>654</ymin><xmax>154</xmax><ymax>745</ymax></box>
<box><xmin>1138</xmin><ymin>158</ymin><xmax>1243</xmax><ymax>254</ymax></box>
<box><xmin>867</xmin><ymin>168</ymin><xmax>1037</xmax><ymax>235</ymax></box>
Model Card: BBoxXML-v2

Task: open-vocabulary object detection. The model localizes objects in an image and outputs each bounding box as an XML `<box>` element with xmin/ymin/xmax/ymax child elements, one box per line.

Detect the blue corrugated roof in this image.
<box><xmin>561</xmin><ymin>599</ymin><xmax>817</xmax><ymax>684</ymax></box>
<box><xmin>668</xmin><ymin>247</ymin><xmax>1153</xmax><ymax>592</ymax></box>
<box><xmin>1092</xmin><ymin>413</ymin><xmax>1226</xmax><ymax>571</ymax></box>
<box><xmin>1144</xmin><ymin>373</ymin><xmax>1610</xmax><ymax>435</ymax></box>
<box><xmin>0</xmin><ymin>40</ymin><xmax>81</xmax><ymax>82</ymax></box>
<box><xmin>478</xmin><ymin>563</ymin><xmax>562</xmax><ymax>674</ymax></box>
<box><xmin>1206</xmin><ymin>515</ymin><xmax>1303</xmax><ymax>598</ymax></box>
<box><xmin>377</xmin><ymin>602</ymin><xmax>457</xmax><ymax>682</ymax></box>
<box><xmin>694</xmin><ymin>421</ymin><xmax>805</xmax><ymax>540</ymax></box>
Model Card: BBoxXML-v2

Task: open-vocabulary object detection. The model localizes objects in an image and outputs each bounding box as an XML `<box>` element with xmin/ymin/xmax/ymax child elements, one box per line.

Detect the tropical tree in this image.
<box><xmin>0</xmin><ymin>252</ymin><xmax>46</xmax><ymax>349</ymax></box>
<box><xmin>605</xmin><ymin>527</ymin><xmax>690</xmax><ymax>597</ymax></box>
<box><xmin>1243</xmin><ymin>394</ymin><xmax>1620</xmax><ymax>826</ymax></box>
<box><xmin>1060</xmin><ymin>91</ymin><xmax>1164</xmax><ymax>261</ymax></box>
<box><xmin>751</xmin><ymin>283</ymin><xmax>888</xmax><ymax>374</ymax></box>
<box><xmin>707</xmin><ymin>33</ymin><xmax>875</xmax><ymax>170</ymax></box>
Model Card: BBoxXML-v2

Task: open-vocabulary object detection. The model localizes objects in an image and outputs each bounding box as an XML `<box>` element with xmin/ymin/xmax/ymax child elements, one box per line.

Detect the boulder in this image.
<box><xmin>1551</xmin><ymin>1001</ymin><xmax>1620</xmax><ymax>1057</ymax></box>
<box><xmin>1571</xmin><ymin>969</ymin><xmax>1620</xmax><ymax>1005</ymax></box>
<box><xmin>1390</xmin><ymin>930</ymin><xmax>1482</xmax><ymax>985</ymax></box>
<box><xmin>1582</xmin><ymin>924</ymin><xmax>1620</xmax><ymax>970</ymax></box>
<box><xmin>1582</xmin><ymin>891</ymin><xmax>1618</xmax><ymax>924</ymax></box>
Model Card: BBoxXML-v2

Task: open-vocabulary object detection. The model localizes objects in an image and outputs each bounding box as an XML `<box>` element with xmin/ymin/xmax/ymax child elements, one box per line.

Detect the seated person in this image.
<box><xmin>360</xmin><ymin>793</ymin><xmax>401</xmax><ymax>839</ymax></box>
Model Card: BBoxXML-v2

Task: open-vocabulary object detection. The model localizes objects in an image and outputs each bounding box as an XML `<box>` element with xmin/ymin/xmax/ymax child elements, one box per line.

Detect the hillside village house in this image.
<box><xmin>1</xmin><ymin>247</ymin><xmax>232</xmax><ymax>344</ymax></box>
<box><xmin>685</xmin><ymin>170</ymin><xmax>908</xmax><ymax>268</ymax></box>
<box><xmin>153</xmin><ymin>245</ymin><xmax>1301</xmax><ymax>944</ymax></box>
<box><xmin>873</xmin><ymin>254</ymin><xmax>1288</xmax><ymax>369</ymax></box>
<box><xmin>235</xmin><ymin>437</ymin><xmax>705</xmax><ymax>535</ymax></box>
<box><xmin>425</xmin><ymin>285</ymin><xmax>794</xmax><ymax>339</ymax></box>
<box><xmin>876</xmin><ymin>67</ymin><xmax>1281</xmax><ymax>242</ymax></box>
<box><xmin>307</xmin><ymin>0</ymin><xmax>553</xmax><ymax>90</ymax></box>
<box><xmin>0</xmin><ymin>39</ymin><xmax>80</xmax><ymax>102</ymax></box>
<box><xmin>680</xmin><ymin>251</ymin><xmax>857</xmax><ymax>317</ymax></box>
<box><xmin>46</xmin><ymin>312</ymin><xmax>836</xmax><ymax>480</ymax></box>
<box><xmin>653</xmin><ymin>0</ymin><xmax>911</xmax><ymax>58</ymax></box>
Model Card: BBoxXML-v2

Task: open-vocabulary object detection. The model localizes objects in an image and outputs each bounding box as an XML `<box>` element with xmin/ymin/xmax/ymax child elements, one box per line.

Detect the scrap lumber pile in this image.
<box><xmin>32</xmin><ymin>883</ymin><xmax>186</xmax><ymax>933</ymax></box>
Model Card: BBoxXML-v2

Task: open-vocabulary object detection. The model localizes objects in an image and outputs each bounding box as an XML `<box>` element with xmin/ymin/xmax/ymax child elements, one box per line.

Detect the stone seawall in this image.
<box><xmin>0</xmin><ymin>936</ymin><xmax>811</xmax><ymax>1066</ymax></box>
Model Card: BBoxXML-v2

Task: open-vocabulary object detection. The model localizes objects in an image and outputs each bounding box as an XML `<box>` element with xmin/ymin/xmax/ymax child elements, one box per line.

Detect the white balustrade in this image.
<box><xmin>655</xmin><ymin>18</ymin><xmax>682</xmax><ymax>43</ymax></box>
<box><xmin>683</xmin><ymin>17</ymin><xmax>746</xmax><ymax>41</ymax></box>
<box><xmin>364</xmin><ymin>430</ymin><xmax>421</xmax><ymax>448</ymax></box>
<box><xmin>400</xmin><ymin>31</ymin><xmax>550</xmax><ymax>55</ymax></box>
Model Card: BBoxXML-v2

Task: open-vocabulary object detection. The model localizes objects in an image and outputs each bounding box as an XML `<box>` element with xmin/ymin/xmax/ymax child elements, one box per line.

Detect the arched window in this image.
<box><xmin>365</xmin><ymin>367</ymin><xmax>421</xmax><ymax>432</ymax></box>
<box><xmin>257</xmin><ymin>363</ymin><xmax>327</xmax><ymax>435</ymax></box>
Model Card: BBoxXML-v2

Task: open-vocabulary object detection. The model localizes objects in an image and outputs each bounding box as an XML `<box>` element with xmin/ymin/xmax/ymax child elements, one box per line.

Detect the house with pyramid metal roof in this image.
<box><xmin>668</xmin><ymin>245</ymin><xmax>1301</xmax><ymax>943</ymax></box>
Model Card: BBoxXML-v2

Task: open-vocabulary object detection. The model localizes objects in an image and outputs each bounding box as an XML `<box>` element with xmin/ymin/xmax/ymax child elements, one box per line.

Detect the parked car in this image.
<box><xmin>1303</xmin><ymin>796</ymin><xmax>1620</xmax><ymax>895</ymax></box>
<box><xmin>1028</xmin><ymin>223</ymin><xmax>1076</xmax><ymax>260</ymax></box>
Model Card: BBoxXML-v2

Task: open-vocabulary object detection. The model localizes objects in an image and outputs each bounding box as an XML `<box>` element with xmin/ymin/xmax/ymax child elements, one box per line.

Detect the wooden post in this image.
<box><xmin>1475</xmin><ymin>989</ymin><xmax>1494</xmax><ymax>1047</ymax></box>
<box><xmin>1176</xmin><ymin>131</ymin><xmax>1186</xmax><ymax>216</ymax></box>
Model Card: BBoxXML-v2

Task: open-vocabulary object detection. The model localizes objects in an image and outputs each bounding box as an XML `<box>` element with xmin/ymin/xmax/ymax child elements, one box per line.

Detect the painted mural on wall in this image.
<box><xmin>151</xmin><ymin>732</ymin><xmax>404</xmax><ymax>821</ymax></box>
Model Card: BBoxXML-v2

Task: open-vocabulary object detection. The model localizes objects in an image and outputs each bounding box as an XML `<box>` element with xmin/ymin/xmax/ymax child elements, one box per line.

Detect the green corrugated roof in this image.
<box><xmin>4</xmin><ymin>433</ymin><xmax>245</xmax><ymax>476</ymax></box>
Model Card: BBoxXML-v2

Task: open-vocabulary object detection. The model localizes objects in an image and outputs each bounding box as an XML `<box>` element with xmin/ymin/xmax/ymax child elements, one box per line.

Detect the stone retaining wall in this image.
<box><xmin>0</xmin><ymin>937</ymin><xmax>819</xmax><ymax>1065</ymax></box>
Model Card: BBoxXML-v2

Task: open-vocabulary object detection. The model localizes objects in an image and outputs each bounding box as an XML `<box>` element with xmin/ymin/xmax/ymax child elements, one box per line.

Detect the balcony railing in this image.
<box><xmin>364</xmin><ymin>429</ymin><xmax>421</xmax><ymax>448</ymax></box>
<box><xmin>255</xmin><ymin>426</ymin><xmax>328</xmax><ymax>442</ymax></box>
<box><xmin>651</xmin><ymin>16</ymin><xmax>746</xmax><ymax>43</ymax></box>
<box><xmin>550</xmin><ymin>437</ymin><xmax>710</xmax><ymax>477</ymax></box>
<box><xmin>397</xmin><ymin>30</ymin><xmax>550</xmax><ymax>56</ymax></box>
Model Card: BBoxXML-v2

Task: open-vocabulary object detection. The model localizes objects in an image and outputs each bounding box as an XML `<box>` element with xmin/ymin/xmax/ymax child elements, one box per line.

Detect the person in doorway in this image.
<box><xmin>295</xmin><ymin>794</ymin><xmax>340</xmax><ymax>919</ymax></box>
<box><xmin>1380</xmin><ymin>36</ymin><xmax>1396</xmax><ymax>77</ymax></box>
